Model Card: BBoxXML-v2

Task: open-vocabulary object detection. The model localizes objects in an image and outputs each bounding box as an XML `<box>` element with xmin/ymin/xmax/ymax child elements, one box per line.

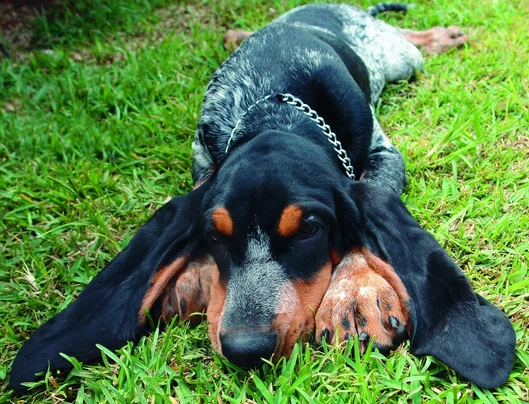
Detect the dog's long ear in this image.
<box><xmin>338</xmin><ymin>182</ymin><xmax>515</xmax><ymax>389</ymax></box>
<box><xmin>10</xmin><ymin>180</ymin><xmax>212</xmax><ymax>391</ymax></box>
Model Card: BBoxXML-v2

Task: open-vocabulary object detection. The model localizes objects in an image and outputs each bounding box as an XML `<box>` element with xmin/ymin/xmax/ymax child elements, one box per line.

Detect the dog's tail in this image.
<box><xmin>366</xmin><ymin>3</ymin><xmax>413</xmax><ymax>16</ymax></box>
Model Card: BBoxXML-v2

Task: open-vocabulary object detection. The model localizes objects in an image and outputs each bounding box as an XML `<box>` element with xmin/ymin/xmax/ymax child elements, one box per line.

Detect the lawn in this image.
<box><xmin>0</xmin><ymin>0</ymin><xmax>528</xmax><ymax>402</ymax></box>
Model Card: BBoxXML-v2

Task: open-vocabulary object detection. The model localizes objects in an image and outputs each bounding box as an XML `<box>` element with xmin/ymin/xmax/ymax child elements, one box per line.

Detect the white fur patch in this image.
<box><xmin>223</xmin><ymin>227</ymin><xmax>287</xmax><ymax>325</ymax></box>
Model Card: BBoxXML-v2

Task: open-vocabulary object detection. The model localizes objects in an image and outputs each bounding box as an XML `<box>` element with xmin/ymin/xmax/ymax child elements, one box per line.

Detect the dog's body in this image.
<box><xmin>10</xmin><ymin>4</ymin><xmax>515</xmax><ymax>392</ymax></box>
<box><xmin>193</xmin><ymin>3</ymin><xmax>423</xmax><ymax>194</ymax></box>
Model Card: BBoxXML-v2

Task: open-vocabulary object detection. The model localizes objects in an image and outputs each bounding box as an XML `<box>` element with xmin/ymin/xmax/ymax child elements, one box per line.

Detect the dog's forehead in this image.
<box><xmin>209</xmin><ymin>185</ymin><xmax>304</xmax><ymax>234</ymax></box>
<box><xmin>205</xmin><ymin>174</ymin><xmax>331</xmax><ymax>238</ymax></box>
<box><xmin>202</xmin><ymin>132</ymin><xmax>342</xmax><ymax>236</ymax></box>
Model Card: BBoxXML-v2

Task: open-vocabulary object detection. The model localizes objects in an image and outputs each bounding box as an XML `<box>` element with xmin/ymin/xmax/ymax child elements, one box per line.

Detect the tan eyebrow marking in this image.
<box><xmin>277</xmin><ymin>205</ymin><xmax>303</xmax><ymax>237</ymax></box>
<box><xmin>212</xmin><ymin>207</ymin><xmax>234</xmax><ymax>236</ymax></box>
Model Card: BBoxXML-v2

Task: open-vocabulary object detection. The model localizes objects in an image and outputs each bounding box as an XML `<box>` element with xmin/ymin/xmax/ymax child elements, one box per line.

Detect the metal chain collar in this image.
<box><xmin>225</xmin><ymin>93</ymin><xmax>355</xmax><ymax>180</ymax></box>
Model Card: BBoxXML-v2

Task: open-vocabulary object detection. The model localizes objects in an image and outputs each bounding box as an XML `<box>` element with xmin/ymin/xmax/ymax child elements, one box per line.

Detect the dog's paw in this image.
<box><xmin>423</xmin><ymin>26</ymin><xmax>468</xmax><ymax>54</ymax></box>
<box><xmin>223</xmin><ymin>29</ymin><xmax>254</xmax><ymax>51</ymax></box>
<box><xmin>401</xmin><ymin>26</ymin><xmax>468</xmax><ymax>54</ymax></box>
<box><xmin>315</xmin><ymin>248</ymin><xmax>410</xmax><ymax>354</ymax></box>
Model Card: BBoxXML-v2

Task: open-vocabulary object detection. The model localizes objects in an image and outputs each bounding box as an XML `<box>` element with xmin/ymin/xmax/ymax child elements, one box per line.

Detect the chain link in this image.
<box><xmin>225</xmin><ymin>92</ymin><xmax>355</xmax><ymax>180</ymax></box>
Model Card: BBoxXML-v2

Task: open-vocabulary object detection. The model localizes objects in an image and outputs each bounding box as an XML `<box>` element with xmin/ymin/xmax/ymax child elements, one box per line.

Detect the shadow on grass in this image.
<box><xmin>0</xmin><ymin>0</ymin><xmax>173</xmax><ymax>56</ymax></box>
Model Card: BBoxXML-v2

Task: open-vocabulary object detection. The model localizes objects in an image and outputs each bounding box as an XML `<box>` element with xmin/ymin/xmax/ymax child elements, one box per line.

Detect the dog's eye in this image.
<box><xmin>295</xmin><ymin>221</ymin><xmax>318</xmax><ymax>239</ymax></box>
<box><xmin>206</xmin><ymin>230</ymin><xmax>223</xmax><ymax>244</ymax></box>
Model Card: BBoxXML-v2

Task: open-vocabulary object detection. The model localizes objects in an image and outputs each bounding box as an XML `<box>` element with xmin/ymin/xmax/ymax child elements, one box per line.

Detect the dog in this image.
<box><xmin>10</xmin><ymin>3</ymin><xmax>515</xmax><ymax>391</ymax></box>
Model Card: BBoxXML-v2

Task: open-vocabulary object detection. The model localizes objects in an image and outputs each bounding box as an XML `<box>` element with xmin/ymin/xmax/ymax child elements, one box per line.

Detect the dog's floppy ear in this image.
<box><xmin>339</xmin><ymin>182</ymin><xmax>515</xmax><ymax>389</ymax></box>
<box><xmin>10</xmin><ymin>180</ymin><xmax>212</xmax><ymax>391</ymax></box>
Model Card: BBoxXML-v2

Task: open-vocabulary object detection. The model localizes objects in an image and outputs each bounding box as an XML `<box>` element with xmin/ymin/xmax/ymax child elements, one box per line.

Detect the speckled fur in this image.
<box><xmin>274</xmin><ymin>4</ymin><xmax>423</xmax><ymax>101</ymax></box>
<box><xmin>192</xmin><ymin>3</ymin><xmax>423</xmax><ymax>194</ymax></box>
<box><xmin>222</xmin><ymin>228</ymin><xmax>287</xmax><ymax>327</ymax></box>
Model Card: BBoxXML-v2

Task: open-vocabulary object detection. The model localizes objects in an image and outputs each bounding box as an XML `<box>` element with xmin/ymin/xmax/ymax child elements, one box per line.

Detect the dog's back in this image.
<box><xmin>192</xmin><ymin>4</ymin><xmax>422</xmax><ymax>194</ymax></box>
<box><xmin>192</xmin><ymin>22</ymin><xmax>372</xmax><ymax>183</ymax></box>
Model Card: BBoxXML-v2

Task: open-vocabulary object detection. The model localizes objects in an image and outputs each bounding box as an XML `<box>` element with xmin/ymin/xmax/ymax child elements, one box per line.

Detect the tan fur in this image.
<box><xmin>139</xmin><ymin>256</ymin><xmax>215</xmax><ymax>327</ymax></box>
<box><xmin>206</xmin><ymin>266</ymin><xmax>228</xmax><ymax>355</ymax></box>
<box><xmin>162</xmin><ymin>257</ymin><xmax>214</xmax><ymax>325</ymax></box>
<box><xmin>271</xmin><ymin>261</ymin><xmax>333</xmax><ymax>358</ymax></box>
<box><xmin>212</xmin><ymin>207</ymin><xmax>234</xmax><ymax>236</ymax></box>
<box><xmin>315</xmin><ymin>247</ymin><xmax>410</xmax><ymax>350</ymax></box>
<box><xmin>139</xmin><ymin>256</ymin><xmax>190</xmax><ymax>326</ymax></box>
<box><xmin>277</xmin><ymin>205</ymin><xmax>303</xmax><ymax>237</ymax></box>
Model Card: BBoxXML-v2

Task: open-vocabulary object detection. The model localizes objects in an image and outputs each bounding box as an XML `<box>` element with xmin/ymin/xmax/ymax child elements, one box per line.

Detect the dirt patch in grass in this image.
<box><xmin>0</xmin><ymin>4</ymin><xmax>37</xmax><ymax>56</ymax></box>
<box><xmin>0</xmin><ymin>1</ymin><xmax>218</xmax><ymax>62</ymax></box>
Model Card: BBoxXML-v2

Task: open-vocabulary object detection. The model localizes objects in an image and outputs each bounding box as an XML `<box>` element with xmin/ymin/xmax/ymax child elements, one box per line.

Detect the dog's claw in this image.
<box><xmin>389</xmin><ymin>316</ymin><xmax>400</xmax><ymax>328</ymax></box>
<box><xmin>373</xmin><ymin>342</ymin><xmax>391</xmax><ymax>356</ymax></box>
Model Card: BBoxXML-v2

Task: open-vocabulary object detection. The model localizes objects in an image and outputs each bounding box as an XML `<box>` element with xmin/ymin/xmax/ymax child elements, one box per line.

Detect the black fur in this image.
<box><xmin>191</xmin><ymin>3</ymin><xmax>422</xmax><ymax>193</ymax></box>
<box><xmin>193</xmin><ymin>23</ymin><xmax>374</xmax><ymax>182</ymax></box>
<box><xmin>366</xmin><ymin>3</ymin><xmax>410</xmax><ymax>16</ymax></box>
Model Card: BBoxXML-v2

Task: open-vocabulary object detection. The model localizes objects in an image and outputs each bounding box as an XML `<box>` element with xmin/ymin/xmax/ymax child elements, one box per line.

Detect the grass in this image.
<box><xmin>1</xmin><ymin>0</ymin><xmax>528</xmax><ymax>402</ymax></box>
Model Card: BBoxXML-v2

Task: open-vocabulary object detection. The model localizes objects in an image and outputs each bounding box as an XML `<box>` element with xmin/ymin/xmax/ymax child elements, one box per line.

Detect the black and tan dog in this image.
<box><xmin>10</xmin><ymin>3</ymin><xmax>515</xmax><ymax>391</ymax></box>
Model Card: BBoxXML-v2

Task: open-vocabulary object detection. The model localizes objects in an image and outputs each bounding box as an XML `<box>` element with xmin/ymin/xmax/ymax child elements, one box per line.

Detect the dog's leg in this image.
<box><xmin>400</xmin><ymin>26</ymin><xmax>468</xmax><ymax>54</ymax></box>
<box><xmin>358</xmin><ymin>24</ymin><xmax>467</xmax><ymax>193</ymax></box>
<box><xmin>360</xmin><ymin>117</ymin><xmax>407</xmax><ymax>194</ymax></box>
<box><xmin>223</xmin><ymin>29</ymin><xmax>253</xmax><ymax>51</ymax></box>
<box><xmin>315</xmin><ymin>247</ymin><xmax>410</xmax><ymax>354</ymax></box>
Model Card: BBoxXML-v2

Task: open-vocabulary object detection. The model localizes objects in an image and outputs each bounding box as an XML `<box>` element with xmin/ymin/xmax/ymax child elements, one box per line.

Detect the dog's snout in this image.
<box><xmin>220</xmin><ymin>330</ymin><xmax>277</xmax><ymax>368</ymax></box>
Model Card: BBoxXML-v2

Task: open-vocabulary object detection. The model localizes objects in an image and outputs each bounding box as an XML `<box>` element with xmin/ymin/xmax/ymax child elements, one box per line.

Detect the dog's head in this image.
<box><xmin>10</xmin><ymin>131</ymin><xmax>515</xmax><ymax>391</ymax></box>
<box><xmin>199</xmin><ymin>131</ymin><xmax>354</xmax><ymax>366</ymax></box>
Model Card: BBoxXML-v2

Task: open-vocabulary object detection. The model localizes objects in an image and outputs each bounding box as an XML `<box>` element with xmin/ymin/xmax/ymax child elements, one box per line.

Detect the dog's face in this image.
<box><xmin>200</xmin><ymin>131</ymin><xmax>348</xmax><ymax>367</ymax></box>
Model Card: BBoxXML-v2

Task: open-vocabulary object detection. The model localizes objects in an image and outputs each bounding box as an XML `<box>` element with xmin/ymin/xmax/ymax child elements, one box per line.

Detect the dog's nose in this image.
<box><xmin>220</xmin><ymin>330</ymin><xmax>277</xmax><ymax>368</ymax></box>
